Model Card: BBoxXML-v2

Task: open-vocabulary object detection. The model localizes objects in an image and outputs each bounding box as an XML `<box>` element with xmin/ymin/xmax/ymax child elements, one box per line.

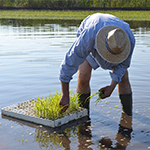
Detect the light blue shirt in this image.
<box><xmin>59</xmin><ymin>13</ymin><xmax>135</xmax><ymax>83</ymax></box>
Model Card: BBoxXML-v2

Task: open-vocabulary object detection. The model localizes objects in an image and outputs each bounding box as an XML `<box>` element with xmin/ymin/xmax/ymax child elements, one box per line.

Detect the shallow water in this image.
<box><xmin>0</xmin><ymin>19</ymin><xmax>150</xmax><ymax>150</ymax></box>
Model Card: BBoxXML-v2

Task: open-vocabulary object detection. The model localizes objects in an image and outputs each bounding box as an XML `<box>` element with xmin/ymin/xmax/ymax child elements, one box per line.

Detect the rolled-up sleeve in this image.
<box><xmin>109</xmin><ymin>63</ymin><xmax>128</xmax><ymax>83</ymax></box>
<box><xmin>59</xmin><ymin>27</ymin><xmax>95</xmax><ymax>83</ymax></box>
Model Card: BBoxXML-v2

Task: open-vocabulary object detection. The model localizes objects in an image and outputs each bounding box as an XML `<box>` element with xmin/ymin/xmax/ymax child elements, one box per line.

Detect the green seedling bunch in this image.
<box><xmin>32</xmin><ymin>90</ymin><xmax>80</xmax><ymax>120</ymax></box>
<box><xmin>88</xmin><ymin>90</ymin><xmax>104</xmax><ymax>106</ymax></box>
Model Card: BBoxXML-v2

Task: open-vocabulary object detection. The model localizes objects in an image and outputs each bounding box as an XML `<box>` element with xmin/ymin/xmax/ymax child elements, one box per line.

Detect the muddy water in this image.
<box><xmin>0</xmin><ymin>19</ymin><xmax>150</xmax><ymax>150</ymax></box>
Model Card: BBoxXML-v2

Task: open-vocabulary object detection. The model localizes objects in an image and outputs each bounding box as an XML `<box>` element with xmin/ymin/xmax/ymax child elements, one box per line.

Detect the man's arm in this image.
<box><xmin>59</xmin><ymin>81</ymin><xmax>70</xmax><ymax>112</ymax></box>
<box><xmin>59</xmin><ymin>27</ymin><xmax>95</xmax><ymax>112</ymax></box>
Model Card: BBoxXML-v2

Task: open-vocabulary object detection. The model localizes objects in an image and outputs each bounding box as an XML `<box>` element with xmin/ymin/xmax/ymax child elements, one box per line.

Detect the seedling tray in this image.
<box><xmin>1</xmin><ymin>99</ymin><xmax>88</xmax><ymax>128</ymax></box>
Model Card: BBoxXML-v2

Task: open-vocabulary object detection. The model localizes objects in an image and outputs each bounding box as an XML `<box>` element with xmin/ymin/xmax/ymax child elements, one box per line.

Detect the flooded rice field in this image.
<box><xmin>0</xmin><ymin>19</ymin><xmax>150</xmax><ymax>150</ymax></box>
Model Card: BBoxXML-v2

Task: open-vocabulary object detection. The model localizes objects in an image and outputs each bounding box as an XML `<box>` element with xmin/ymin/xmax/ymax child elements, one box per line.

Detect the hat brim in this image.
<box><xmin>95</xmin><ymin>25</ymin><xmax>130</xmax><ymax>64</ymax></box>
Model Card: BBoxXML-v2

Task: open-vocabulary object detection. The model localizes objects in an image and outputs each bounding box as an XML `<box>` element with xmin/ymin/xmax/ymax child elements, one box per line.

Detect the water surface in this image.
<box><xmin>0</xmin><ymin>19</ymin><xmax>150</xmax><ymax>150</ymax></box>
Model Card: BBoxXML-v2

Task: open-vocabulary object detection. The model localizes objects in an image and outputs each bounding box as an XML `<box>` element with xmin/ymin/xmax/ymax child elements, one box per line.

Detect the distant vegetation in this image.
<box><xmin>1</xmin><ymin>1</ymin><xmax>150</xmax><ymax>21</ymax></box>
<box><xmin>1</xmin><ymin>10</ymin><xmax>150</xmax><ymax>21</ymax></box>
<box><xmin>0</xmin><ymin>0</ymin><xmax>150</xmax><ymax>8</ymax></box>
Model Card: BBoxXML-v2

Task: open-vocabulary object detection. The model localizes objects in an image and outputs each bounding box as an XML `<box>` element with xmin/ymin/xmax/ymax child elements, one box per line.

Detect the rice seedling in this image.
<box><xmin>32</xmin><ymin>89</ymin><xmax>80</xmax><ymax>120</ymax></box>
<box><xmin>88</xmin><ymin>90</ymin><xmax>104</xmax><ymax>107</ymax></box>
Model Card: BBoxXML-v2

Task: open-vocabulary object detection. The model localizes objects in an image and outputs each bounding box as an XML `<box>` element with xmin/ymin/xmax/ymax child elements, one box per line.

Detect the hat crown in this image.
<box><xmin>95</xmin><ymin>25</ymin><xmax>130</xmax><ymax>64</ymax></box>
<box><xmin>107</xmin><ymin>28</ymin><xmax>127</xmax><ymax>54</ymax></box>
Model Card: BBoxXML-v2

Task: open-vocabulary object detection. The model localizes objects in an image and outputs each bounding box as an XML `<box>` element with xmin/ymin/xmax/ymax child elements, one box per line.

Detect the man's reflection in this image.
<box><xmin>61</xmin><ymin>132</ymin><xmax>71</xmax><ymax>150</ymax></box>
<box><xmin>114</xmin><ymin>112</ymin><xmax>133</xmax><ymax>149</ymax></box>
<box><xmin>77</xmin><ymin>117</ymin><xmax>93</xmax><ymax>150</ymax></box>
<box><xmin>77</xmin><ymin>96</ymin><xmax>93</xmax><ymax>150</ymax></box>
<box><xmin>99</xmin><ymin>112</ymin><xmax>133</xmax><ymax>149</ymax></box>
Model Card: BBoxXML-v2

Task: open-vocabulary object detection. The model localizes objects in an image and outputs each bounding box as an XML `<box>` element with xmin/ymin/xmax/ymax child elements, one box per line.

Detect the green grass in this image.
<box><xmin>0</xmin><ymin>0</ymin><xmax>150</xmax><ymax>7</ymax></box>
<box><xmin>0</xmin><ymin>10</ymin><xmax>150</xmax><ymax>21</ymax></box>
<box><xmin>32</xmin><ymin>90</ymin><xmax>80</xmax><ymax>120</ymax></box>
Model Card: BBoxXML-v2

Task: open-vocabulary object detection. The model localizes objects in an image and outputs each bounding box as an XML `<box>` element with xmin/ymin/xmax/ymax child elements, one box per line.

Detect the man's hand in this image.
<box><xmin>59</xmin><ymin>81</ymin><xmax>70</xmax><ymax>113</ymax></box>
<box><xmin>99</xmin><ymin>86</ymin><xmax>114</xmax><ymax>99</ymax></box>
<box><xmin>59</xmin><ymin>95</ymin><xmax>69</xmax><ymax>113</ymax></box>
<box><xmin>99</xmin><ymin>80</ymin><xmax>117</xmax><ymax>99</ymax></box>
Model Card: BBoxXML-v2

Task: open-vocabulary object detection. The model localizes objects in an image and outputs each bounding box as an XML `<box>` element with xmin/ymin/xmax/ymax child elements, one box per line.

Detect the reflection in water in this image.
<box><xmin>99</xmin><ymin>113</ymin><xmax>132</xmax><ymax>149</ymax></box>
<box><xmin>126</xmin><ymin>20</ymin><xmax>150</xmax><ymax>29</ymax></box>
<box><xmin>31</xmin><ymin>116</ymin><xmax>92</xmax><ymax>150</ymax></box>
<box><xmin>1</xmin><ymin>18</ymin><xmax>150</xmax><ymax>29</ymax></box>
<box><xmin>2</xmin><ymin>114</ymin><xmax>90</xmax><ymax>149</ymax></box>
<box><xmin>77</xmin><ymin>118</ymin><xmax>92</xmax><ymax>150</ymax></box>
<box><xmin>34</xmin><ymin>128</ymin><xmax>73</xmax><ymax>149</ymax></box>
<box><xmin>2</xmin><ymin>112</ymin><xmax>133</xmax><ymax>150</ymax></box>
<box><xmin>33</xmin><ymin>117</ymin><xmax>92</xmax><ymax>150</ymax></box>
<box><xmin>32</xmin><ymin>112</ymin><xmax>133</xmax><ymax>150</ymax></box>
<box><xmin>0</xmin><ymin>18</ymin><xmax>81</xmax><ymax>28</ymax></box>
<box><xmin>115</xmin><ymin>113</ymin><xmax>132</xmax><ymax>148</ymax></box>
<box><xmin>34</xmin><ymin>129</ymin><xmax>63</xmax><ymax>149</ymax></box>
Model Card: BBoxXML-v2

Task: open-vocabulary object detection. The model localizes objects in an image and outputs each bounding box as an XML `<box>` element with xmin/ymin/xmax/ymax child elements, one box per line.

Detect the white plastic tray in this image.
<box><xmin>1</xmin><ymin>99</ymin><xmax>88</xmax><ymax>128</ymax></box>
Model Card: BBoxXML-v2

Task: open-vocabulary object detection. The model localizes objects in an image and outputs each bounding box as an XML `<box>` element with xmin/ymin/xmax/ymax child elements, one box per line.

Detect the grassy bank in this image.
<box><xmin>0</xmin><ymin>10</ymin><xmax>150</xmax><ymax>21</ymax></box>
<box><xmin>0</xmin><ymin>0</ymin><xmax>150</xmax><ymax>8</ymax></box>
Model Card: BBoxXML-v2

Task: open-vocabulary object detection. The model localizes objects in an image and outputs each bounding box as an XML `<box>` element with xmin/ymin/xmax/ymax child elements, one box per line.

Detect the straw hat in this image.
<box><xmin>95</xmin><ymin>25</ymin><xmax>130</xmax><ymax>64</ymax></box>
